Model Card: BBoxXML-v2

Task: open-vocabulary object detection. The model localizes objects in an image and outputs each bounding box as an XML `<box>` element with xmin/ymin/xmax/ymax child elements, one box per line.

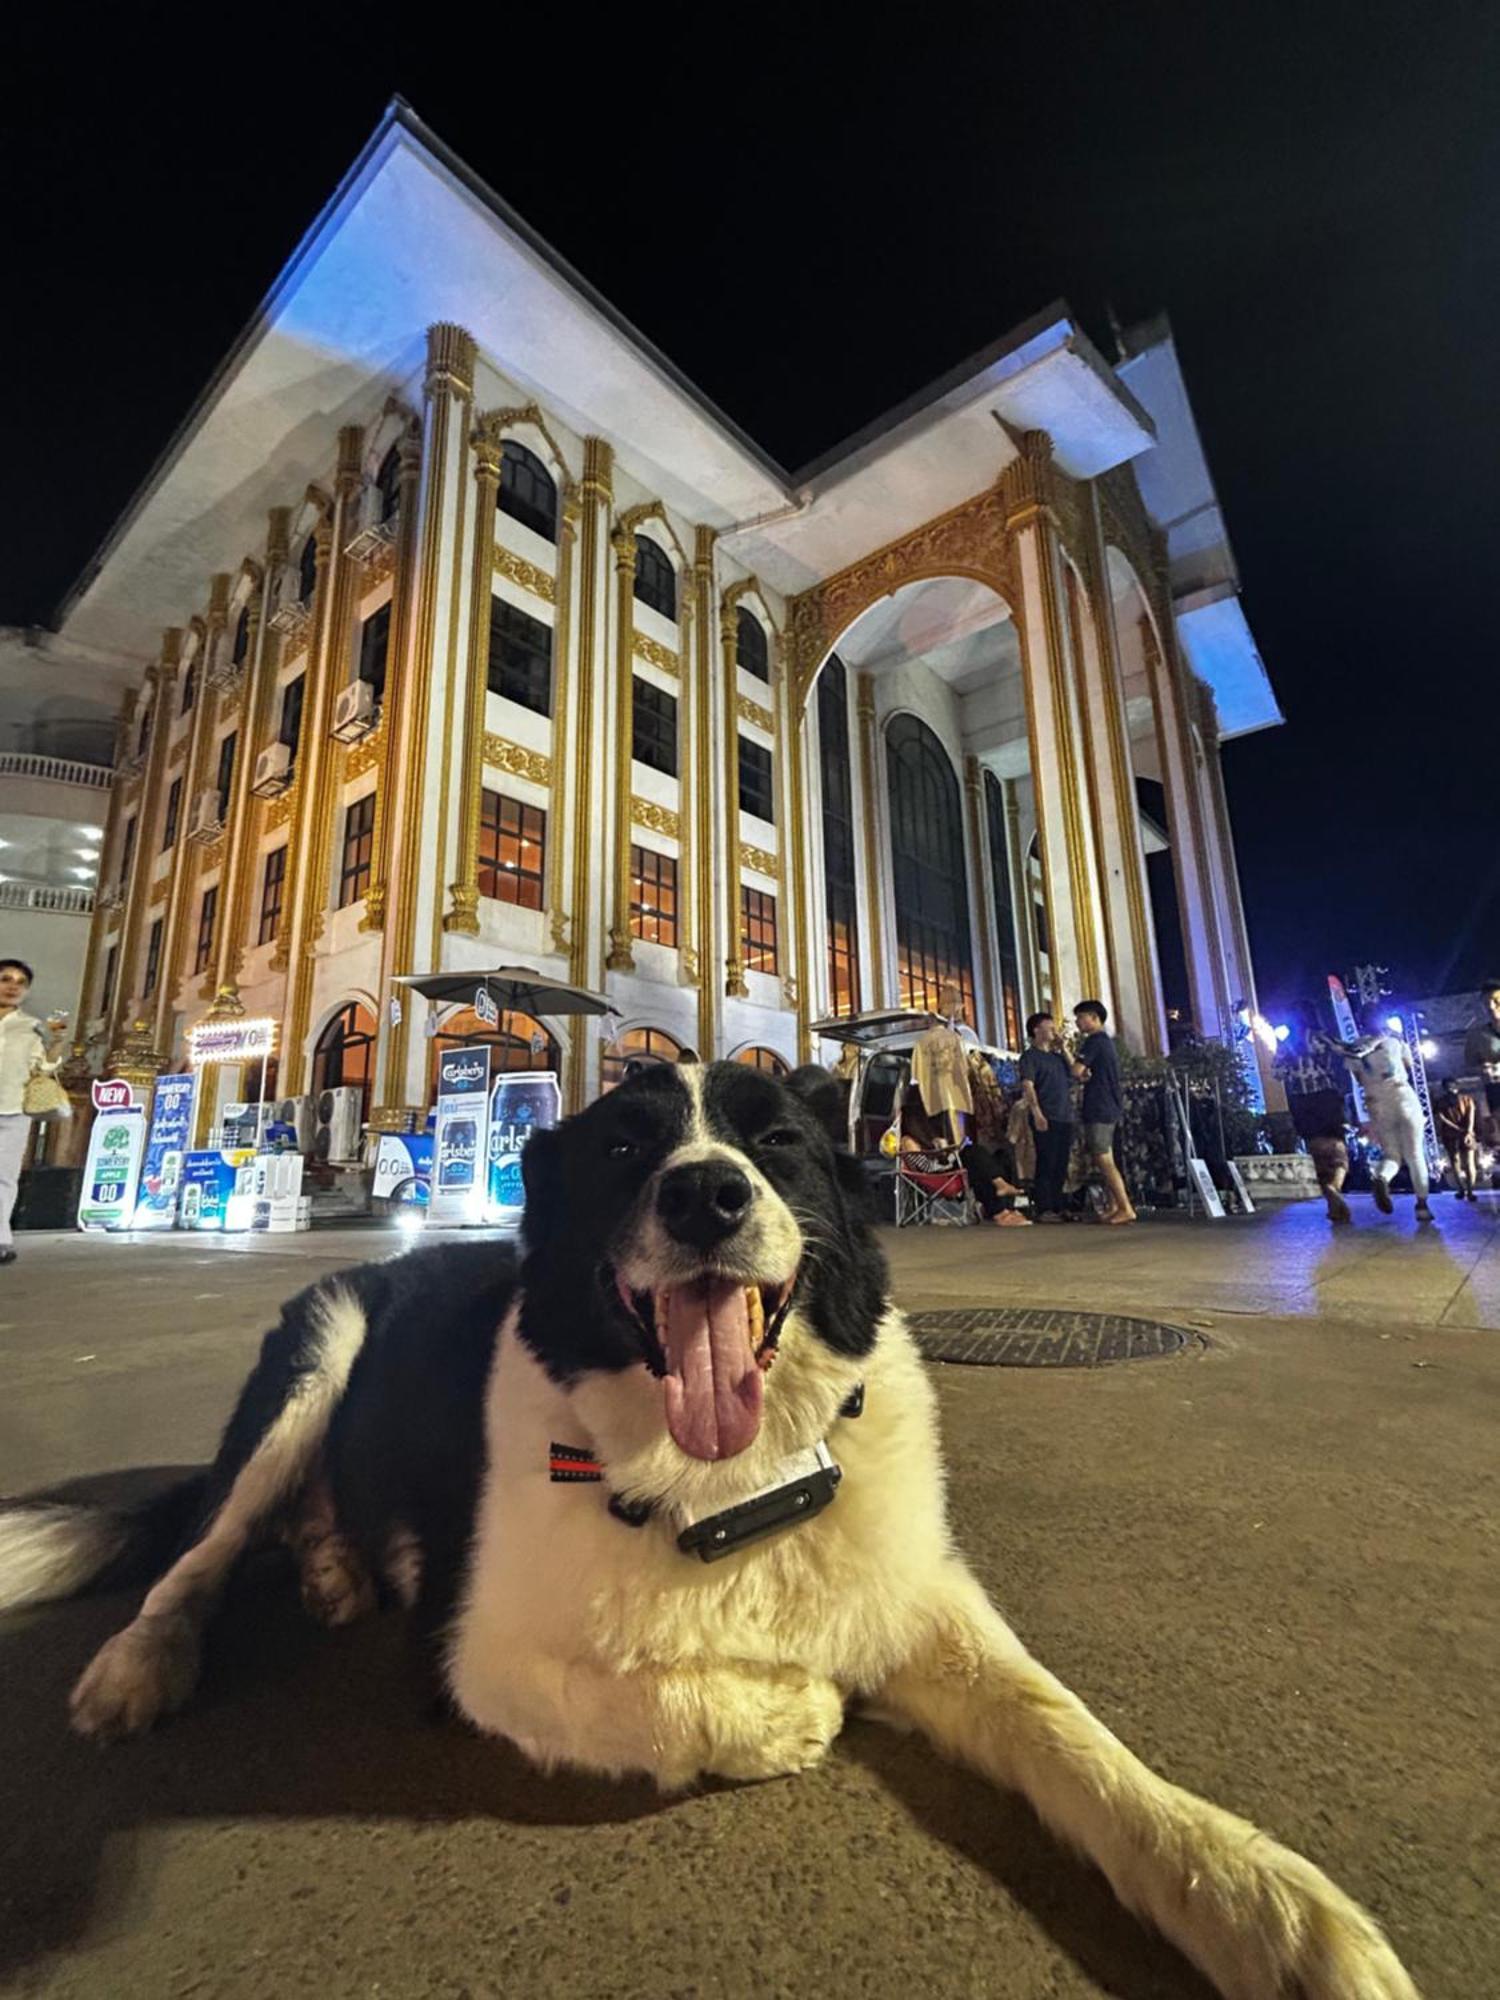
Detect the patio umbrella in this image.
<box><xmin>395</xmin><ymin>966</ymin><xmax>613</xmax><ymax>1018</ymax></box>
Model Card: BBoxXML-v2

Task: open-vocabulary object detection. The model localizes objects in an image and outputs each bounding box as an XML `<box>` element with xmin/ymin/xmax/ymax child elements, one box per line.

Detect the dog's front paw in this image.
<box><xmin>69</xmin><ymin>1612</ymin><xmax>201</xmax><ymax>1741</ymax></box>
<box><xmin>703</xmin><ymin>1671</ymin><xmax>844</xmax><ymax>1784</ymax></box>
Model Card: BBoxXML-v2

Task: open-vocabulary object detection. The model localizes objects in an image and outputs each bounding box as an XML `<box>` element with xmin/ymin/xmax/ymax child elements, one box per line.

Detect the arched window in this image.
<box><xmin>427</xmin><ymin>1006</ymin><xmax>558</xmax><ymax>1102</ymax></box>
<box><xmin>736</xmin><ymin>607</ymin><xmax>769</xmax><ymax>681</ymax></box>
<box><xmin>231</xmin><ymin>606</ymin><xmax>251</xmax><ymax>667</ymax></box>
<box><xmin>312</xmin><ymin>1001</ymin><xmax>378</xmax><ymax>1119</ymax></box>
<box><xmin>885</xmin><ymin>713</ymin><xmax>974</xmax><ymax>1023</ymax></box>
<box><xmin>499</xmin><ymin>441</ymin><xmax>558</xmax><ymax>543</ymax></box>
<box><xmin>735</xmin><ymin>1046</ymin><xmax>788</xmax><ymax>1076</ymax></box>
<box><xmin>601</xmin><ymin>1025</ymin><xmax>683</xmax><ymax>1091</ymax></box>
<box><xmin>297</xmin><ymin>532</ymin><xmax>319</xmax><ymax>606</ymax></box>
<box><xmin>982</xmin><ymin>770</ymin><xmax>1022</xmax><ymax>1051</ymax></box>
<box><xmin>633</xmin><ymin>536</ymin><xmax>676</xmax><ymax>621</ymax></box>
<box><xmin>375</xmin><ymin>444</ymin><xmax>402</xmax><ymax>525</ymax></box>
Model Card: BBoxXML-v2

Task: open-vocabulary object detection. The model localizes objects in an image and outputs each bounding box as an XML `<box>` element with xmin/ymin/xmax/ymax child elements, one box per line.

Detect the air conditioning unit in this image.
<box><xmin>250</xmin><ymin>742</ymin><xmax>292</xmax><ymax>798</ymax></box>
<box><xmin>343</xmin><ymin>518</ymin><xmax>397</xmax><ymax>563</ymax></box>
<box><xmin>314</xmin><ymin>1086</ymin><xmax>364</xmax><ymax>1165</ymax></box>
<box><xmin>269</xmin><ymin>599</ymin><xmax>312</xmax><ymax>639</ymax></box>
<box><xmin>186</xmin><ymin>788</ymin><xmax>223</xmax><ymax>843</ymax></box>
<box><xmin>331</xmin><ymin>678</ymin><xmax>377</xmax><ymax>742</ymax></box>
<box><xmin>274</xmin><ymin>1094</ymin><xmax>318</xmax><ymax>1153</ymax></box>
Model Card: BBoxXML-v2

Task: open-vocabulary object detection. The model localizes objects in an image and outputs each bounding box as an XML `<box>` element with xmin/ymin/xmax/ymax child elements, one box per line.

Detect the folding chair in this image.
<box><xmin>894</xmin><ymin>1147</ymin><xmax>975</xmax><ymax>1227</ymax></box>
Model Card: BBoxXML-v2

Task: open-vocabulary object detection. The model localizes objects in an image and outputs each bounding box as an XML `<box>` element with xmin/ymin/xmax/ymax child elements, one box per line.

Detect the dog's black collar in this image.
<box><xmin>551</xmin><ymin>1382</ymin><xmax>865</xmax><ymax>1537</ymax></box>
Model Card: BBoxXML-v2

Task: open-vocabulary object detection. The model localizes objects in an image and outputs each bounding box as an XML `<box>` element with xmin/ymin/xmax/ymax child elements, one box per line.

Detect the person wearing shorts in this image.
<box><xmin>1316</xmin><ymin>1012</ymin><xmax>1433</xmax><ymax>1222</ymax></box>
<box><xmin>1433</xmin><ymin>1077</ymin><xmax>1479</xmax><ymax>1202</ymax></box>
<box><xmin>1071</xmin><ymin>999</ymin><xmax>1136</xmax><ymax>1226</ymax></box>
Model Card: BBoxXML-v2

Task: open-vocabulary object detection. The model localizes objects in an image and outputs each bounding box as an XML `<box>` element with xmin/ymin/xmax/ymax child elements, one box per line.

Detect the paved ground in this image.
<box><xmin>1</xmin><ymin>1199</ymin><xmax>1496</xmax><ymax>1998</ymax></box>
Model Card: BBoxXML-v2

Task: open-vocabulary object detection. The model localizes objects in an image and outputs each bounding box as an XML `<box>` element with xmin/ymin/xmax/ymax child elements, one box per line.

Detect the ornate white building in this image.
<box><xmin>52</xmin><ymin>101</ymin><xmax>1279</xmax><ymax>1131</ymax></box>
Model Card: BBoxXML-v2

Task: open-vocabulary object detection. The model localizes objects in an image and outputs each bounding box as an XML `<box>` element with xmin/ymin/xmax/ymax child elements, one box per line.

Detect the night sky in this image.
<box><xmin>5</xmin><ymin>9</ymin><xmax>1497</xmax><ymax>1008</ymax></box>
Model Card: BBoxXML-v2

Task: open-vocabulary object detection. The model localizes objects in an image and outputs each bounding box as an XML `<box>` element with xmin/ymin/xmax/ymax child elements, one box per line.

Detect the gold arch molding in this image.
<box><xmin>785</xmin><ymin>483</ymin><xmax>1016</xmax><ymax>711</ymax></box>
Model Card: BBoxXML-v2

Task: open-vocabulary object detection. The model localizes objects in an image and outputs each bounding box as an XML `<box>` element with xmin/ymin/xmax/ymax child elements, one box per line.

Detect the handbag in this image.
<box><xmin>22</xmin><ymin>1066</ymin><xmax>72</xmax><ymax>1122</ymax></box>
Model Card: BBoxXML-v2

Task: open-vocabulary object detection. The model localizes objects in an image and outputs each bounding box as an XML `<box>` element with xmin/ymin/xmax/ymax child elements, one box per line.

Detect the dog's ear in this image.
<box><xmin>520</xmin><ymin>1126</ymin><xmax>566</xmax><ymax>1247</ymax></box>
<box><xmin>784</xmin><ymin>1064</ymin><xmax>846</xmax><ymax>1147</ymax></box>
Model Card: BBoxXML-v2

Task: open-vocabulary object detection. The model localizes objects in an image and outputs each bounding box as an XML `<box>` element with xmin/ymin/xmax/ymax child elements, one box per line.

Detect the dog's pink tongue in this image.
<box><xmin>661</xmin><ymin>1279</ymin><xmax>764</xmax><ymax>1460</ymax></box>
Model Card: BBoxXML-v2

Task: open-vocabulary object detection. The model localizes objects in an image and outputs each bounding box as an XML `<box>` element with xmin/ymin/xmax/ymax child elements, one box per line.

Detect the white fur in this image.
<box><xmin>0</xmin><ymin>1504</ymin><xmax>129</xmax><ymax>1612</ymax></box>
<box><xmin>70</xmin><ymin>1287</ymin><xmax>369</xmax><ymax>1739</ymax></box>
<box><xmin>447</xmin><ymin>1297</ymin><xmax>1417</xmax><ymax>1998</ymax></box>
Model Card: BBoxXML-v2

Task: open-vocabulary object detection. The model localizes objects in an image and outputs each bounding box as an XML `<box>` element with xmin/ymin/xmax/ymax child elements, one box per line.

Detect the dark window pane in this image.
<box><xmin>101</xmin><ymin>942</ymin><xmax>118</xmax><ymax>1009</ymax></box>
<box><xmin>180</xmin><ymin>661</ymin><xmax>197</xmax><ymax>714</ymax></box>
<box><xmin>886</xmin><ymin>712</ymin><xmax>973</xmax><ymax>1023</ymax></box>
<box><xmin>983</xmin><ymin>770</ymin><xmax>1023</xmax><ymax>1051</ymax></box>
<box><xmin>738</xmin><ymin>736</ymin><xmax>774</xmax><ymax>822</ymax></box>
<box><xmin>633</xmin><ymin>536</ymin><xmax>676</xmax><ymax>620</ymax></box>
<box><xmin>298</xmin><ymin>533</ymin><xmax>318</xmax><ymax>605</ymax></box>
<box><xmin>119</xmin><ymin>816</ymin><xmax>136</xmax><ymax>887</ymax></box>
<box><xmin>376</xmin><ymin>444</ymin><xmax>402</xmax><ymax>524</ymax></box>
<box><xmin>162</xmin><ymin>777</ymin><xmax>182</xmax><ymax>850</ymax></box>
<box><xmin>818</xmin><ymin>655</ymin><xmax>860</xmax><ymax>1017</ymax></box>
<box><xmin>478</xmin><ymin>790</ymin><xmax>546</xmax><ymax>909</ymax></box>
<box><xmin>338</xmin><ymin>792</ymin><xmax>376</xmax><ymax>908</ymax></box>
<box><xmin>632</xmin><ymin>677</ymin><xmax>678</xmax><ymax>777</ymax></box>
<box><xmin>499</xmin><ymin>441</ymin><xmax>558</xmax><ymax>543</ymax></box>
<box><xmin>259</xmin><ymin>845</ymin><xmax>287</xmax><ymax>945</ymax></box>
<box><xmin>143</xmin><ymin>918</ymin><xmax>164</xmax><ymax>998</ymax></box>
<box><xmin>216</xmin><ymin>733</ymin><xmax>237</xmax><ymax>817</ymax></box>
<box><xmin>357</xmin><ymin>604</ymin><xmax>390</xmax><ymax>700</ymax></box>
<box><xmin>740</xmin><ymin>885</ymin><xmax>779</xmax><ymax>976</ymax></box>
<box><xmin>736</xmin><ymin>607</ymin><xmax>769</xmax><ymax>681</ymax></box>
<box><xmin>486</xmin><ymin>597</ymin><xmax>553</xmax><ymax>715</ymax></box>
<box><xmin>195</xmin><ymin>886</ymin><xmax>218</xmax><ymax>975</ymax></box>
<box><xmin>279</xmin><ymin>674</ymin><xmax>305</xmax><ymax>756</ymax></box>
<box><xmin>231</xmin><ymin>607</ymin><xmax>251</xmax><ymax>666</ymax></box>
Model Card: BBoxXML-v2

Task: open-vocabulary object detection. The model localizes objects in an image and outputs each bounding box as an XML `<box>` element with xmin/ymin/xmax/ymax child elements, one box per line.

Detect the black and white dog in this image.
<box><xmin>0</xmin><ymin>1062</ymin><xmax>1414</xmax><ymax>1998</ymax></box>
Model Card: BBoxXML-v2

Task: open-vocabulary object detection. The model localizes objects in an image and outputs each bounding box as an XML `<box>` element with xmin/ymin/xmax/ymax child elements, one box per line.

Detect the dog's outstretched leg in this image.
<box><xmin>876</xmin><ymin>1567</ymin><xmax>1418</xmax><ymax>2000</ymax></box>
<box><xmin>71</xmin><ymin>1286</ymin><xmax>369</xmax><ymax>1740</ymax></box>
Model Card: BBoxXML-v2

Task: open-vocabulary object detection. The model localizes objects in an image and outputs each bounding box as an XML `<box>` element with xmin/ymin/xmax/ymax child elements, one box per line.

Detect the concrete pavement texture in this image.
<box><xmin>0</xmin><ymin>1198</ymin><xmax>1495</xmax><ymax>1999</ymax></box>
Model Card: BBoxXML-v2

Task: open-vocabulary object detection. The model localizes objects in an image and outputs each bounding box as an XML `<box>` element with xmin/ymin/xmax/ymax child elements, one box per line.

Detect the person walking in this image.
<box><xmin>1433</xmin><ymin>1077</ymin><xmax>1479</xmax><ymax>1202</ymax></box>
<box><xmin>1071</xmin><ymin>999</ymin><xmax>1137</xmax><ymax>1226</ymax></box>
<box><xmin>1462</xmin><ymin>978</ymin><xmax>1500</xmax><ymax>1152</ymax></box>
<box><xmin>0</xmin><ymin>958</ymin><xmax>66</xmax><ymax>1266</ymax></box>
<box><xmin>1315</xmin><ymin>1011</ymin><xmax>1433</xmax><ymax>1223</ymax></box>
<box><xmin>1018</xmin><ymin>1010</ymin><xmax>1075</xmax><ymax>1222</ymax></box>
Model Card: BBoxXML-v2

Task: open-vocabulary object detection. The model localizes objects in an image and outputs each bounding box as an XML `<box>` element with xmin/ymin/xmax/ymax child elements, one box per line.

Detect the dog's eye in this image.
<box><xmin>760</xmin><ymin>1127</ymin><xmax>801</xmax><ymax>1149</ymax></box>
<box><xmin>607</xmin><ymin>1138</ymin><xmax>639</xmax><ymax>1161</ymax></box>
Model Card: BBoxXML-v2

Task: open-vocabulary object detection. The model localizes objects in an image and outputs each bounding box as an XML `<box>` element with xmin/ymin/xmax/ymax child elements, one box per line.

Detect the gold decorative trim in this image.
<box><xmin>198</xmin><ymin>837</ymin><xmax>224</xmax><ymax>872</ymax></box>
<box><xmin>168</xmin><ymin>737</ymin><xmax>189</xmax><ymax>771</ymax></box>
<box><xmin>361</xmin><ymin>537</ymin><xmax>399</xmax><ymax>589</ymax></box>
<box><xmin>631</xmin><ymin>797</ymin><xmax>680</xmax><ymax>839</ymax></box>
<box><xmin>344</xmin><ymin>724</ymin><xmax>387</xmax><ymax>780</ymax></box>
<box><xmin>266</xmin><ymin>786</ymin><xmax>298</xmax><ymax>831</ymax></box>
<box><xmin>149</xmin><ymin>874</ymin><xmax>170</xmax><ymax>907</ymax></box>
<box><xmin>483</xmin><ymin>733</ymin><xmax>551</xmax><ymax>784</ymax></box>
<box><xmin>736</xmin><ymin>694</ymin><xmax>774</xmax><ymax>733</ymax></box>
<box><xmin>855</xmin><ymin>673</ymin><xmax>887</xmax><ymax>1008</ymax></box>
<box><xmin>632</xmin><ymin>632</ymin><xmax>679</xmax><ymax>678</ymax></box>
<box><xmin>493</xmin><ymin>544</ymin><xmax>557</xmax><ymax>605</ymax></box>
<box><xmin>741</xmin><ymin>842</ymin><xmax>777</xmax><ymax>879</ymax></box>
<box><xmin>474</xmin><ymin>404</ymin><xmax>579</xmax><ymax>507</ymax></box>
<box><xmin>546</xmin><ymin>498</ymin><xmax>579</xmax><ymax>954</ymax></box>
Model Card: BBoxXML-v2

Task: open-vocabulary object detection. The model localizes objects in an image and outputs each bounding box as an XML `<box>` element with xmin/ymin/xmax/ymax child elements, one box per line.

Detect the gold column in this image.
<box><xmin>443</xmin><ymin>427</ymin><xmax>503</xmax><ymax>934</ymax></box>
<box><xmin>73</xmin><ymin>688</ymin><xmax>134</xmax><ymax>1037</ymax></box>
<box><xmin>854</xmin><ymin>672</ymin><xmax>887</xmax><ymax>1009</ymax></box>
<box><xmin>963</xmin><ymin>755</ymin><xmax>999</xmax><ymax>1042</ymax></box>
<box><xmin>362</xmin><ymin>424</ymin><xmax>422</xmax><ymax>933</ymax></box>
<box><xmin>721</xmin><ymin>597</ymin><xmax>746</xmax><ymax>999</ymax></box>
<box><xmin>108</xmin><ymin>633</ymin><xmax>181</xmax><ymax>1056</ymax></box>
<box><xmin>566</xmin><ymin>439</ymin><xmax>612</xmax><ymax>1004</ymax></box>
<box><xmin>782</xmin><ymin>649</ymin><xmax>813</xmax><ymax>1061</ymax></box>
<box><xmin>217</xmin><ymin>528</ymin><xmax>280</xmax><ymax>992</ymax></box>
<box><xmin>269</xmin><ymin>503</ymin><xmax>332</xmax><ymax>975</ymax></box>
<box><xmin>1005</xmin><ymin>778</ymin><xmax>1041</xmax><ymax>1020</ymax></box>
<box><xmin>605</xmin><ymin>523</ymin><xmax>638</xmax><ymax>973</ymax></box>
<box><xmin>692</xmin><ymin>527</ymin><xmax>718</xmax><ymax>1056</ymax></box>
<box><xmin>282</xmin><ymin>429</ymin><xmax>366</xmax><ymax>1092</ymax></box>
<box><xmin>1002</xmin><ymin>430</ymin><xmax>1104</xmax><ymax>1003</ymax></box>
<box><xmin>378</xmin><ymin>325</ymin><xmax>476</xmax><ymax>1114</ymax></box>
<box><xmin>547</xmin><ymin>493</ymin><xmax>580</xmax><ymax>956</ymax></box>
<box><xmin>155</xmin><ymin>578</ymin><xmax>231</xmax><ymax>1049</ymax></box>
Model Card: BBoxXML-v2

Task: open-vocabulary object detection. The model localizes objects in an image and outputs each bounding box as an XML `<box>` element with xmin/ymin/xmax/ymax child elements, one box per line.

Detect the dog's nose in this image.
<box><xmin>657</xmin><ymin>1162</ymin><xmax>754</xmax><ymax>1248</ymax></box>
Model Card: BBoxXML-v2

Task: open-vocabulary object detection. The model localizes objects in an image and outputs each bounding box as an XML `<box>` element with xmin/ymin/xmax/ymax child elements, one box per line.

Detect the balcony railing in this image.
<box><xmin>0</xmin><ymin>751</ymin><xmax>113</xmax><ymax>791</ymax></box>
<box><xmin>0</xmin><ymin>882</ymin><xmax>96</xmax><ymax>915</ymax></box>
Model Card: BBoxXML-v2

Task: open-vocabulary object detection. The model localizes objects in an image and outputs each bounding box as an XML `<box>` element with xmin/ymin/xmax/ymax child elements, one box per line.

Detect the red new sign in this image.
<box><xmin>91</xmin><ymin>1078</ymin><xmax>137</xmax><ymax>1112</ymax></box>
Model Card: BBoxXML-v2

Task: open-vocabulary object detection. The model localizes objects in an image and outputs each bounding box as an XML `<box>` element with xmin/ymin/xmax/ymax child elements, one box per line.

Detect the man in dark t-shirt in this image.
<box><xmin>1071</xmin><ymin>1000</ymin><xmax>1136</xmax><ymax>1226</ymax></box>
<box><xmin>1018</xmin><ymin>1011</ymin><xmax>1075</xmax><ymax>1220</ymax></box>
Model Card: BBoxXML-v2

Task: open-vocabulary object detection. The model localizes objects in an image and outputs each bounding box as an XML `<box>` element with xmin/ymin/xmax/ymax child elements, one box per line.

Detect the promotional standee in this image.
<box><xmin>372</xmin><ymin>1129</ymin><xmax>435</xmax><ymax>1209</ymax></box>
<box><xmin>131</xmin><ymin>1073</ymin><xmax>197</xmax><ymax>1229</ymax></box>
<box><xmin>487</xmin><ymin>1070</ymin><xmax>561</xmax><ymax>1216</ymax></box>
<box><xmin>430</xmin><ymin>1045</ymin><xmax>492</xmax><ymax>1224</ymax></box>
<box><xmin>78</xmin><ymin>1080</ymin><xmax>147</xmax><ymax>1231</ymax></box>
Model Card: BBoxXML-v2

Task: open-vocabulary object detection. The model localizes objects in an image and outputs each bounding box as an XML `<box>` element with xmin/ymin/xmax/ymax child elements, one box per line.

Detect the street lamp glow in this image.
<box><xmin>1386</xmin><ymin>1015</ymin><xmax>1403</xmax><ymax>1035</ymax></box>
<box><xmin>1420</xmin><ymin>1038</ymin><xmax>1438</xmax><ymax>1061</ymax></box>
<box><xmin>1273</xmin><ymin>1023</ymin><xmax>1291</xmax><ymax>1043</ymax></box>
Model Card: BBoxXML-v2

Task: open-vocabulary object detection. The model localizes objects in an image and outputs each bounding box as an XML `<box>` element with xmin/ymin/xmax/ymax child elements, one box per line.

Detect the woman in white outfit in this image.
<box><xmin>0</xmin><ymin>958</ymin><xmax>65</xmax><ymax>1265</ymax></box>
<box><xmin>1316</xmin><ymin>1014</ymin><xmax>1433</xmax><ymax>1223</ymax></box>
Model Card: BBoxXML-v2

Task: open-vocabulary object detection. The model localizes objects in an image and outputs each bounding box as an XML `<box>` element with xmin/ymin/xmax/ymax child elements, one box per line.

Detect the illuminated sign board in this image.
<box><xmin>187</xmin><ymin>1018</ymin><xmax>278</xmax><ymax>1067</ymax></box>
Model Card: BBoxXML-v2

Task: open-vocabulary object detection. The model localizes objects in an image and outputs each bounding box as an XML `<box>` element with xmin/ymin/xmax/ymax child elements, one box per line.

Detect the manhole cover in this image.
<box><xmin>908</xmin><ymin>1307</ymin><xmax>1194</xmax><ymax>1368</ymax></box>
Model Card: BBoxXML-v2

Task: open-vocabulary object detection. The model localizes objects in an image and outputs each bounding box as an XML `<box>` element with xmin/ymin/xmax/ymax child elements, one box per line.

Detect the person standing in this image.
<box><xmin>1433</xmin><ymin>1076</ymin><xmax>1479</xmax><ymax>1202</ymax></box>
<box><xmin>1071</xmin><ymin>999</ymin><xmax>1137</xmax><ymax>1226</ymax></box>
<box><xmin>1315</xmin><ymin>1011</ymin><xmax>1433</xmax><ymax>1223</ymax></box>
<box><xmin>1462</xmin><ymin>979</ymin><xmax>1500</xmax><ymax>1152</ymax></box>
<box><xmin>1018</xmin><ymin>1011</ymin><xmax>1075</xmax><ymax>1222</ymax></box>
<box><xmin>0</xmin><ymin>958</ymin><xmax>65</xmax><ymax>1266</ymax></box>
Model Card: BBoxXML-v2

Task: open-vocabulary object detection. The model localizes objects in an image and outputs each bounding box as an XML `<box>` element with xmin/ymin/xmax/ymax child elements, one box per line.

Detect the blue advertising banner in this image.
<box><xmin>132</xmin><ymin>1073</ymin><xmax>196</xmax><ymax>1229</ymax></box>
<box><xmin>430</xmin><ymin>1044</ymin><xmax>492</xmax><ymax>1224</ymax></box>
<box><xmin>486</xmin><ymin>1070</ymin><xmax>561</xmax><ymax>1217</ymax></box>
